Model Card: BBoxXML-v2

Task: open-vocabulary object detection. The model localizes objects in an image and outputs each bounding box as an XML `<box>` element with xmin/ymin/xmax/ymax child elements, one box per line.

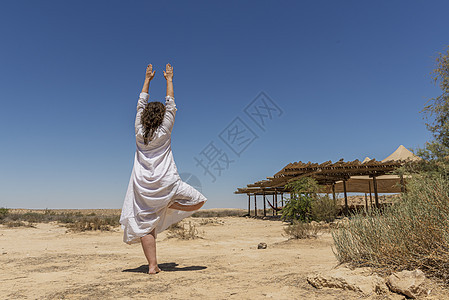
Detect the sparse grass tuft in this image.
<box><xmin>284</xmin><ymin>220</ymin><xmax>319</xmax><ymax>239</ymax></box>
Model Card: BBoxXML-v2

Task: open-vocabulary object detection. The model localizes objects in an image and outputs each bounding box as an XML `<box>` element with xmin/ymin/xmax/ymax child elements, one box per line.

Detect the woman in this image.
<box><xmin>120</xmin><ymin>63</ymin><xmax>207</xmax><ymax>274</ymax></box>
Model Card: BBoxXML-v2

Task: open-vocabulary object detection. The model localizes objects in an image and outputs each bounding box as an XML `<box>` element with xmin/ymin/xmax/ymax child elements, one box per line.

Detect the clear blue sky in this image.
<box><xmin>1</xmin><ymin>1</ymin><xmax>448</xmax><ymax>209</ymax></box>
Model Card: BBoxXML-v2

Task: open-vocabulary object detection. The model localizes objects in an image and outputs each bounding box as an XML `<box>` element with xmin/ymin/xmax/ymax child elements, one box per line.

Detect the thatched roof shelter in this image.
<box><xmin>235</xmin><ymin>145</ymin><xmax>420</xmax><ymax>216</ymax></box>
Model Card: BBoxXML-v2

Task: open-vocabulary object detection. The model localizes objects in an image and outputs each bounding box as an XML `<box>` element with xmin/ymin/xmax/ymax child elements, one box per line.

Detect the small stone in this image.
<box><xmin>2</xmin><ymin>252</ymin><xmax>7</xmax><ymax>255</ymax></box>
<box><xmin>257</xmin><ymin>242</ymin><xmax>267</xmax><ymax>249</ymax></box>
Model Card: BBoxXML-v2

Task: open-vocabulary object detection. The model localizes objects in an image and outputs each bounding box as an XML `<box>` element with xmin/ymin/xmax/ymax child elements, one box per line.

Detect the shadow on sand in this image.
<box><xmin>123</xmin><ymin>262</ymin><xmax>207</xmax><ymax>273</ymax></box>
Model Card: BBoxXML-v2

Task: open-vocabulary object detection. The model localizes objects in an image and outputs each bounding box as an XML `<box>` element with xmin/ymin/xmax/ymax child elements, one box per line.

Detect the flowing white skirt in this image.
<box><xmin>120</xmin><ymin>170</ymin><xmax>207</xmax><ymax>244</ymax></box>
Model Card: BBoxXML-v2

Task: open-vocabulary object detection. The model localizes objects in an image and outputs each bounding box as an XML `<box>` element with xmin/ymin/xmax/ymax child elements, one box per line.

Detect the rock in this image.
<box><xmin>386</xmin><ymin>269</ymin><xmax>429</xmax><ymax>299</ymax></box>
<box><xmin>257</xmin><ymin>242</ymin><xmax>267</xmax><ymax>249</ymax></box>
<box><xmin>307</xmin><ymin>267</ymin><xmax>387</xmax><ymax>296</ymax></box>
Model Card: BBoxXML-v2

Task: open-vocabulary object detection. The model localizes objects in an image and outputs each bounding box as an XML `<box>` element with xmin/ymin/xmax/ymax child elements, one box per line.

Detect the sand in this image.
<box><xmin>0</xmin><ymin>215</ymin><xmax>447</xmax><ymax>299</ymax></box>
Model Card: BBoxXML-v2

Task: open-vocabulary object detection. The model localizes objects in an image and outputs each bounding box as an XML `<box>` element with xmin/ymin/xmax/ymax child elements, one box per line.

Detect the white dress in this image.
<box><xmin>120</xmin><ymin>92</ymin><xmax>207</xmax><ymax>244</ymax></box>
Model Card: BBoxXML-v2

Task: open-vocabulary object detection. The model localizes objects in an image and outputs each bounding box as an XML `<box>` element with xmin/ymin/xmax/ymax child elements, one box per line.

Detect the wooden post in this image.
<box><xmin>364</xmin><ymin>193</ymin><xmax>368</xmax><ymax>213</ymax></box>
<box><xmin>247</xmin><ymin>194</ymin><xmax>251</xmax><ymax>216</ymax></box>
<box><xmin>343</xmin><ymin>180</ymin><xmax>348</xmax><ymax>215</ymax></box>
<box><xmin>254</xmin><ymin>193</ymin><xmax>257</xmax><ymax>217</ymax></box>
<box><xmin>400</xmin><ymin>174</ymin><xmax>406</xmax><ymax>193</ymax></box>
<box><xmin>263</xmin><ymin>191</ymin><xmax>266</xmax><ymax>217</ymax></box>
<box><xmin>332</xmin><ymin>183</ymin><xmax>336</xmax><ymax>206</ymax></box>
<box><xmin>372</xmin><ymin>176</ymin><xmax>379</xmax><ymax>208</ymax></box>
<box><xmin>369</xmin><ymin>181</ymin><xmax>373</xmax><ymax>208</ymax></box>
<box><xmin>281</xmin><ymin>192</ymin><xmax>284</xmax><ymax>207</ymax></box>
<box><xmin>274</xmin><ymin>192</ymin><xmax>277</xmax><ymax>216</ymax></box>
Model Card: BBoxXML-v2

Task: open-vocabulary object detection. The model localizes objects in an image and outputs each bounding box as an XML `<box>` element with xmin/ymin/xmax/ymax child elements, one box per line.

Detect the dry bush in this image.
<box><xmin>191</xmin><ymin>209</ymin><xmax>244</xmax><ymax>218</ymax></box>
<box><xmin>311</xmin><ymin>195</ymin><xmax>337</xmax><ymax>222</ymax></box>
<box><xmin>66</xmin><ymin>216</ymin><xmax>120</xmax><ymax>232</ymax></box>
<box><xmin>332</xmin><ymin>173</ymin><xmax>449</xmax><ymax>282</ymax></box>
<box><xmin>0</xmin><ymin>209</ymin><xmax>120</xmax><ymax>231</ymax></box>
<box><xmin>6</xmin><ymin>221</ymin><xmax>35</xmax><ymax>228</ymax></box>
<box><xmin>198</xmin><ymin>218</ymin><xmax>224</xmax><ymax>226</ymax></box>
<box><xmin>167</xmin><ymin>221</ymin><xmax>203</xmax><ymax>239</ymax></box>
<box><xmin>284</xmin><ymin>220</ymin><xmax>319</xmax><ymax>239</ymax></box>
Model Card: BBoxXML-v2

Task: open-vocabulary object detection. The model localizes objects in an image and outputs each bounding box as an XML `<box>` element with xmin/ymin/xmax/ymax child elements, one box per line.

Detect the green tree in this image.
<box><xmin>418</xmin><ymin>46</ymin><xmax>449</xmax><ymax>163</ymax></box>
<box><xmin>281</xmin><ymin>177</ymin><xmax>320</xmax><ymax>222</ymax></box>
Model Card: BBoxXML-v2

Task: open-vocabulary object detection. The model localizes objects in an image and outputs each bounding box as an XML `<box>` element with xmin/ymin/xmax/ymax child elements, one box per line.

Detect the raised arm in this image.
<box><xmin>135</xmin><ymin>64</ymin><xmax>155</xmax><ymax>137</ymax></box>
<box><xmin>163</xmin><ymin>63</ymin><xmax>174</xmax><ymax>98</ymax></box>
<box><xmin>161</xmin><ymin>63</ymin><xmax>177</xmax><ymax>133</ymax></box>
<box><xmin>142</xmin><ymin>64</ymin><xmax>156</xmax><ymax>94</ymax></box>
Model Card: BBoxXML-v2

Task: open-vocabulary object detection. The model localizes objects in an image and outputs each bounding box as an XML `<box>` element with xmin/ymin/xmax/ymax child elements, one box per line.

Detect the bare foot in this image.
<box><xmin>148</xmin><ymin>266</ymin><xmax>161</xmax><ymax>274</ymax></box>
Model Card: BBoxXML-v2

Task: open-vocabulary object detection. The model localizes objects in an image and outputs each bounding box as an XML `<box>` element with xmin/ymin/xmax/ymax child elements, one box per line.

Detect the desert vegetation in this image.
<box><xmin>0</xmin><ymin>208</ymin><xmax>120</xmax><ymax>232</ymax></box>
<box><xmin>167</xmin><ymin>221</ymin><xmax>203</xmax><ymax>239</ymax></box>
<box><xmin>280</xmin><ymin>177</ymin><xmax>337</xmax><ymax>239</ymax></box>
<box><xmin>281</xmin><ymin>177</ymin><xmax>337</xmax><ymax>223</ymax></box>
<box><xmin>283</xmin><ymin>220</ymin><xmax>319</xmax><ymax>239</ymax></box>
<box><xmin>191</xmin><ymin>209</ymin><xmax>245</xmax><ymax>218</ymax></box>
<box><xmin>333</xmin><ymin>173</ymin><xmax>449</xmax><ymax>280</ymax></box>
<box><xmin>333</xmin><ymin>46</ymin><xmax>449</xmax><ymax>282</ymax></box>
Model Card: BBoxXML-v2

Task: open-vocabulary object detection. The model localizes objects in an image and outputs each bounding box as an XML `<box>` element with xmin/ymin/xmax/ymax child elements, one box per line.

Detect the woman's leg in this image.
<box><xmin>169</xmin><ymin>201</ymin><xmax>205</xmax><ymax>212</ymax></box>
<box><xmin>140</xmin><ymin>229</ymin><xmax>161</xmax><ymax>274</ymax></box>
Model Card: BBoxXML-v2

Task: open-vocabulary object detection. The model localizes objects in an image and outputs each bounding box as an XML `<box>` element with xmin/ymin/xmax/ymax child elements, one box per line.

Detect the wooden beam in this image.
<box><xmin>247</xmin><ymin>194</ymin><xmax>251</xmax><ymax>216</ymax></box>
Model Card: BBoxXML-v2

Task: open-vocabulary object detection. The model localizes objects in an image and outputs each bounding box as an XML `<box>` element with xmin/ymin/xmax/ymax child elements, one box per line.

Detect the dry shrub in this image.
<box><xmin>167</xmin><ymin>221</ymin><xmax>203</xmax><ymax>239</ymax></box>
<box><xmin>0</xmin><ymin>209</ymin><xmax>120</xmax><ymax>231</ymax></box>
<box><xmin>191</xmin><ymin>209</ymin><xmax>244</xmax><ymax>218</ymax></box>
<box><xmin>198</xmin><ymin>218</ymin><xmax>224</xmax><ymax>226</ymax></box>
<box><xmin>6</xmin><ymin>221</ymin><xmax>35</xmax><ymax>228</ymax></box>
<box><xmin>332</xmin><ymin>173</ymin><xmax>449</xmax><ymax>282</ymax></box>
<box><xmin>311</xmin><ymin>195</ymin><xmax>337</xmax><ymax>222</ymax></box>
<box><xmin>0</xmin><ymin>207</ymin><xmax>8</xmax><ymax>218</ymax></box>
<box><xmin>67</xmin><ymin>216</ymin><xmax>120</xmax><ymax>232</ymax></box>
<box><xmin>284</xmin><ymin>220</ymin><xmax>319</xmax><ymax>239</ymax></box>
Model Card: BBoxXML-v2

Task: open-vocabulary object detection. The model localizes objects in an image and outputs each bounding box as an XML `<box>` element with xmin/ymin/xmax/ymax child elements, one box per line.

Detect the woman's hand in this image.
<box><xmin>163</xmin><ymin>63</ymin><xmax>174</xmax><ymax>81</ymax></box>
<box><xmin>146</xmin><ymin>64</ymin><xmax>156</xmax><ymax>81</ymax></box>
<box><xmin>142</xmin><ymin>64</ymin><xmax>155</xmax><ymax>94</ymax></box>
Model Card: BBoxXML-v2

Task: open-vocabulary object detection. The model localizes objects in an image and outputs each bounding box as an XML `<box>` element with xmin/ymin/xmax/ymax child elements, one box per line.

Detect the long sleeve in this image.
<box><xmin>135</xmin><ymin>92</ymin><xmax>149</xmax><ymax>137</ymax></box>
<box><xmin>161</xmin><ymin>95</ymin><xmax>177</xmax><ymax>133</ymax></box>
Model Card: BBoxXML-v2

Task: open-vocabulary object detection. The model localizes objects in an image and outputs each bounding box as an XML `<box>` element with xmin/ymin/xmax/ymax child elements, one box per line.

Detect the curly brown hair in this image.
<box><xmin>141</xmin><ymin>101</ymin><xmax>166</xmax><ymax>145</ymax></box>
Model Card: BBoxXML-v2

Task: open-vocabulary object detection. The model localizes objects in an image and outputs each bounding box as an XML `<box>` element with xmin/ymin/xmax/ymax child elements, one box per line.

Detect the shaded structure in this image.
<box><xmin>235</xmin><ymin>145</ymin><xmax>419</xmax><ymax>216</ymax></box>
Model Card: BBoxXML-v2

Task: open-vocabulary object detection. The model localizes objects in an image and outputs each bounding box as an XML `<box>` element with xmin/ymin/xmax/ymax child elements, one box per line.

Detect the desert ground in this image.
<box><xmin>0</xmin><ymin>209</ymin><xmax>447</xmax><ymax>300</ymax></box>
